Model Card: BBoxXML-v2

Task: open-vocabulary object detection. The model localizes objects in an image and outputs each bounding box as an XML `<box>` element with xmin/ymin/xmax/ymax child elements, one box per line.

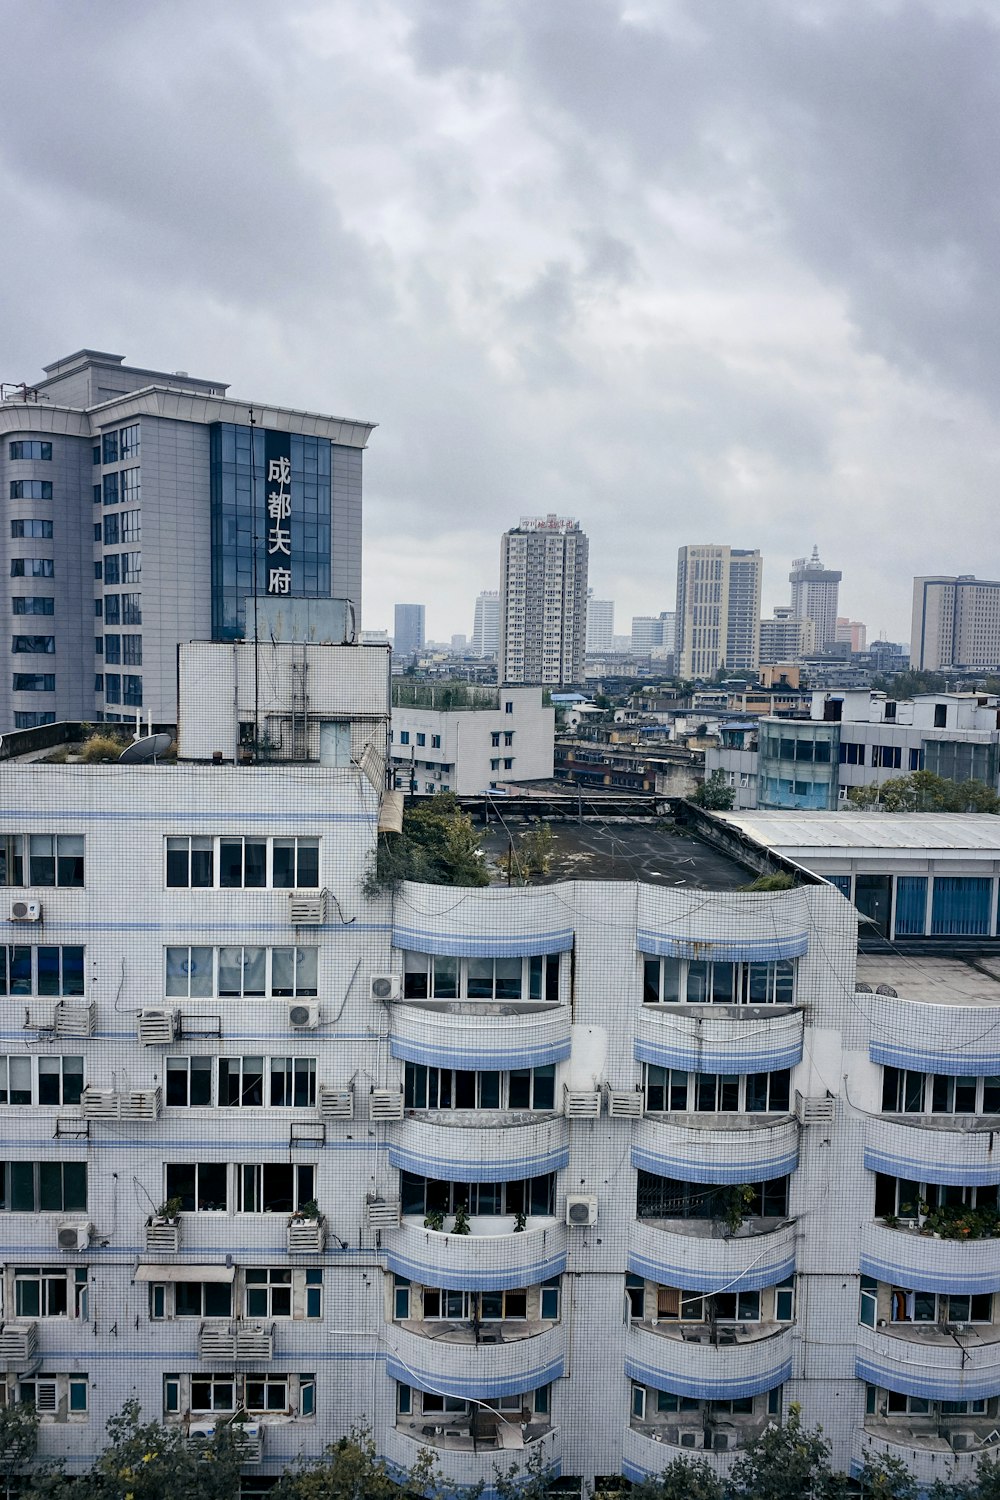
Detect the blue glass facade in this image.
<box><xmin>210</xmin><ymin>424</ymin><xmax>332</xmax><ymax>640</ymax></box>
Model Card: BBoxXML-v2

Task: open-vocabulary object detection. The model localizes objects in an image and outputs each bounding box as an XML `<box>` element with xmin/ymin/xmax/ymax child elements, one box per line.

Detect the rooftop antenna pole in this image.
<box><xmin>249</xmin><ymin>406</ymin><xmax>260</xmax><ymax>761</ymax></box>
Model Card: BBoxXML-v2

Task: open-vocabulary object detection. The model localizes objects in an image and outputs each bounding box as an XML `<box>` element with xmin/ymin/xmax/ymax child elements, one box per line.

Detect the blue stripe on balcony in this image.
<box><xmin>385</xmin><ymin>1246</ymin><xmax>568</xmax><ymax>1291</ymax></box>
<box><xmin>859</xmin><ymin>1250</ymin><xmax>1000</xmax><ymax>1297</ymax></box>
<box><xmin>856</xmin><ymin>1355</ymin><xmax>1000</xmax><ymax>1404</ymax></box>
<box><xmin>863</xmin><ymin>1146</ymin><xmax>1000</xmax><ymax>1188</ymax></box>
<box><xmin>393</xmin><ymin>925</ymin><xmax>574</xmax><ymax>958</ymax></box>
<box><xmin>635</xmin><ymin>1036</ymin><xmax>802</xmax><ymax>1074</ymax></box>
<box><xmin>632</xmin><ymin>1145</ymin><xmax>797</xmax><ymax>1184</ymax></box>
<box><xmin>636</xmin><ymin>929</ymin><xmax>808</xmax><ymax>962</ymax></box>
<box><xmin>624</xmin><ymin>1353</ymin><xmax>791</xmax><ymax>1402</ymax></box>
<box><xmin>627</xmin><ymin>1250</ymin><xmax>795</xmax><ymax>1295</ymax></box>
<box><xmin>385</xmin><ymin>1353</ymin><xmax>563</xmax><ymax>1401</ymax></box>
<box><xmin>390</xmin><ymin>1035</ymin><xmax>572</xmax><ymax>1071</ymax></box>
<box><xmin>623</xmin><ymin>1460</ymin><xmax>655</xmax><ymax>1483</ymax></box>
<box><xmin>870</xmin><ymin>1039</ymin><xmax>1000</xmax><ymax>1076</ymax></box>
<box><xmin>388</xmin><ymin>1142</ymin><xmax>569</xmax><ymax>1182</ymax></box>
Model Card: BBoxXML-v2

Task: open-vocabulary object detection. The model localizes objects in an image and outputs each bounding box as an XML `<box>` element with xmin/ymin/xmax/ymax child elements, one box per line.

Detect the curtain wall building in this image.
<box><xmin>0</xmin><ymin>350</ymin><xmax>374</xmax><ymax>730</ymax></box>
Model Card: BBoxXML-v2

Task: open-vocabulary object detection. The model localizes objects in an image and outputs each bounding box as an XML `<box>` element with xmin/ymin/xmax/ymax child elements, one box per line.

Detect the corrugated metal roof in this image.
<box><xmin>716</xmin><ymin>811</ymin><xmax>1000</xmax><ymax>852</ymax></box>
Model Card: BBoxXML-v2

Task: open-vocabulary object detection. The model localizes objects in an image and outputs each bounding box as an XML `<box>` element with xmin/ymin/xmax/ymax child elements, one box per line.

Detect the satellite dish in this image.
<box><xmin>118</xmin><ymin>733</ymin><xmax>172</xmax><ymax>764</ymax></box>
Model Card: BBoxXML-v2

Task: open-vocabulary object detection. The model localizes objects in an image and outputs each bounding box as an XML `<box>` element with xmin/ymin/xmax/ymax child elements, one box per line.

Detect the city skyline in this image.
<box><xmin>4</xmin><ymin>3</ymin><xmax>999</xmax><ymax>648</ymax></box>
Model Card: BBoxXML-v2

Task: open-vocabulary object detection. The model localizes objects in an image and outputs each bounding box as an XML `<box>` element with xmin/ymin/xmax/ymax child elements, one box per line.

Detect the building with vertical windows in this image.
<box><xmin>388</xmin><ymin>684</ymin><xmax>553</xmax><ymax>794</ymax></box>
<box><xmin>471</xmin><ymin>590</ymin><xmax>501</xmax><ymax>658</ymax></box>
<box><xmin>789</xmin><ymin>547</ymin><xmax>841</xmax><ymax>652</ymax></box>
<box><xmin>911</xmin><ymin>575</ymin><xmax>1000</xmax><ymax>671</ymax></box>
<box><xmin>585</xmin><ymin>593</ymin><xmax>615</xmax><ymax>653</ymax></box>
<box><xmin>499</xmin><ymin>516</ymin><xmax>589</xmax><ymax>687</ymax></box>
<box><xmin>0</xmin><ymin>350</ymin><xmax>374</xmax><ymax>729</ymax></box>
<box><xmin>758</xmin><ymin>607</ymin><xmax>815</xmax><ymax>665</ymax></box>
<box><xmin>393</xmin><ymin>604</ymin><xmax>426</xmax><ymax>661</ymax></box>
<box><xmin>676</xmin><ymin>545</ymin><xmax>762</xmax><ymax>678</ymax></box>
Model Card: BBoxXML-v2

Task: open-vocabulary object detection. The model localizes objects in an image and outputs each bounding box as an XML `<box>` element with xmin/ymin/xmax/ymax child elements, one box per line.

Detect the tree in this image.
<box><xmin>856</xmin><ymin>1453</ymin><xmax>919</xmax><ymax>1500</ymax></box>
<box><xmin>59</xmin><ymin>1400</ymin><xmax>243</xmax><ymax>1500</ymax></box>
<box><xmin>728</xmin><ymin>1404</ymin><xmax>846</xmax><ymax>1500</ymax></box>
<box><xmin>692</xmin><ymin>770</ymin><xmax>735</xmax><ymax>810</ymax></box>
<box><xmin>628</xmin><ymin>1456</ymin><xmax>726</xmax><ymax>1500</ymax></box>
<box><xmin>493</xmin><ymin>1444</ymin><xmax>555</xmax><ymax>1500</ymax></box>
<box><xmin>362</xmin><ymin>794</ymin><xmax>490</xmax><ymax>895</ymax></box>
<box><xmin>0</xmin><ymin>1402</ymin><xmax>38</xmax><ymax>1494</ymax></box>
<box><xmin>273</xmin><ymin>1427</ymin><xmax>450</xmax><ymax>1500</ymax></box>
<box><xmin>496</xmin><ymin>823</ymin><xmax>554</xmax><ymax>884</ymax></box>
<box><xmin>847</xmin><ymin>772</ymin><xmax>1000</xmax><ymax>813</ymax></box>
<box><xmin>871</xmin><ymin>670</ymin><xmax>947</xmax><ymax>698</ymax></box>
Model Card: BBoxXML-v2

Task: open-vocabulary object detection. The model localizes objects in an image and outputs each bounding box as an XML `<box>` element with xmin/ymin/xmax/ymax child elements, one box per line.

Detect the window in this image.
<box><xmin>882</xmin><ymin>1066</ymin><xmax>1000</xmax><ymax>1116</ymax></box>
<box><xmin>10</xmin><ymin>560</ymin><xmax>53</xmax><ymax>577</ymax></box>
<box><xmin>121</xmin><ymin>508</ymin><xmax>141</xmax><ymax>543</ymax></box>
<box><xmin>103</xmin><ymin>555</ymin><xmax>120</xmax><ymax>585</ymax></box>
<box><xmin>238</xmin><ymin>1163</ymin><xmax>315</xmax><ymax>1214</ymax></box>
<box><xmin>398</xmin><ymin>731</ymin><xmax>409</xmax><ymax>746</ymax></box>
<box><xmin>503</xmin><ymin>758</ymin><xmax>514</xmax><ymax>770</ymax></box>
<box><xmin>104</xmin><ymin>673</ymin><xmax>120</xmax><ymax>704</ymax></box>
<box><xmin>121</xmin><ymin>594</ymin><xmax>141</xmax><ymax>625</ymax></box>
<box><xmin>491</xmin><ymin>732</ymin><xmax>501</xmax><ymax>748</ymax></box>
<box><xmin>886</xmin><ymin>1285</ymin><xmax>993</xmax><ymax>1324</ymax></box>
<box><xmin>416</xmin><ymin>733</ymin><xmax>425</xmax><ymax>747</ymax></box>
<box><xmin>9</xmin><ymin>482</ymin><xmax>52</xmax><ymax>500</ymax></box>
<box><xmin>119</xmin><ymin>425</ymin><xmax>140</xmax><ymax>460</ymax></box>
<box><xmin>839</xmin><ymin>742</ymin><xmax>864</xmax><ymax>765</ymax></box>
<box><xmin>243</xmin><ymin>1267</ymin><xmax>321</xmax><ymax>1319</ymax></box>
<box><xmin>431</xmin><ymin>734</ymin><xmax>441</xmax><ymax>749</ymax></box>
<box><xmin>636</xmin><ymin>1171</ymin><xmax>789</xmax><ymax>1221</ymax></box>
<box><xmin>165</xmin><ymin>944</ymin><xmax>318</xmax><ymax>998</ymax></box>
<box><xmin>506</xmin><ymin>701</ymin><xmax>513</xmax><ymax>713</ymax></box>
<box><xmin>102</xmin><ymin>432</ymin><xmax>119</xmax><ymax>465</ymax></box>
<box><xmin>165</xmin><ymin>1057</ymin><xmax>212</xmax><ymax>1107</ymax></box>
<box><xmin>12</xmin><ymin>674</ymin><xmax>55</xmax><ymax>691</ymax></box>
<box><xmin>934</xmin><ymin>704</ymin><xmax>948</xmax><ymax>728</ymax></box>
<box><xmin>9</xmin><ymin>442</ymin><xmax>52</xmax><ymax>460</ymax></box>
<box><xmin>12</xmin><ymin>598</ymin><xmax>53</xmax><ymax>615</ymax></box>
<box><xmin>643</xmin><ymin>955</ymin><xmax>795</xmax><ymax>1006</ymax></box>
<box><xmin>13</xmin><ymin>712</ymin><xmax>54</xmax><ymax>728</ymax></box>
<box><xmin>151</xmin><ymin>1279</ymin><xmax>231</xmax><ymax>1320</ymax></box>
<box><xmin>93</xmin><ymin>483</ymin><xmax>101</xmax><ymax>502</ymax></box>
<box><xmin>218</xmin><ymin>1057</ymin><xmax>316</xmax><ymax>1108</ymax></box>
<box><xmin>123</xmin><ymin>675</ymin><xmax>142</xmax><ymax>707</ymax></box>
<box><xmin>164</xmin><ymin>1163</ymin><xmax>229</xmax><ymax>1212</ymax></box>
<box><xmin>404</xmin><ymin>1062</ymin><xmax>555</xmax><ymax>1111</ymax></box>
<box><xmin>121</xmin><ymin>552</ymin><xmax>141</xmax><ymax>584</ymax></box>
<box><xmin>491</xmin><ymin>758</ymin><xmax>500</xmax><ymax>771</ymax></box>
<box><xmin>122</xmin><ymin>634</ymin><xmax>142</xmax><ymax>666</ymax></box>
<box><xmin>400</xmin><ymin>1171</ymin><xmax>555</xmax><ymax>1218</ymax></box>
<box><xmin>0</xmin><ymin>1162</ymin><xmax>87</xmax><ymax>1212</ymax></box>
<box><xmin>165</xmin><ymin>837</ymin><xmax>319</xmax><ymax>890</ymax></box>
<box><xmin>120</xmin><ymin>468</ymin><xmax>141</xmax><ymax>505</ymax></box>
<box><xmin>13</xmin><ymin>1266</ymin><xmax>88</xmax><ymax>1318</ymax></box>
<box><xmin>104</xmin><ymin>595</ymin><xmax>120</xmax><ymax>624</ymax></box>
<box><xmin>104</xmin><ymin>635</ymin><xmax>120</xmax><ymax>664</ymax></box>
<box><xmin>504</xmin><ymin>732</ymin><xmax>514</xmax><ymax>746</ymax></box>
<box><xmin>166</xmin><ymin>1373</ymin><xmax>315</xmax><ymax>1417</ymax></box>
<box><xmin>644</xmin><ymin>1066</ymin><xmax>790</xmax><ymax>1114</ymax></box>
<box><xmin>102</xmin><ymin>473</ymin><xmax>119</xmax><ymax>505</ymax></box>
<box><xmin>17</xmin><ymin>1375</ymin><xmax>88</xmax><ymax>1420</ymax></box>
<box><xmin>875</xmin><ymin>1173</ymin><xmax>999</xmax><ymax>1220</ymax></box>
<box><xmin>12</xmin><ymin>636</ymin><xmax>54</xmax><ymax>654</ymax></box>
<box><xmin>0</xmin><ymin>836</ymin><xmax>86</xmax><ymax>888</ymax></box>
<box><xmin>402</xmin><ymin>951</ymin><xmax>560</xmax><ymax>1002</ymax></box>
<box><xmin>103</xmin><ymin>514</ymin><xmax>120</xmax><ymax>547</ymax></box>
<box><xmin>10</xmin><ymin>521</ymin><xmax>53</xmax><ymax>539</ymax></box>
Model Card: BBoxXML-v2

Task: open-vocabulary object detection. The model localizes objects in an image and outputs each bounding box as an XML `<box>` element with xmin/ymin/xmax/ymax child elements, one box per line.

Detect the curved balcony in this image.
<box><xmin>622</xmin><ymin>1422</ymin><xmax>739</xmax><ymax>1481</ymax></box>
<box><xmin>868</xmin><ymin>987</ymin><xmax>1000</xmax><ymax>1076</ymax></box>
<box><xmin>389</xmin><ymin>1005</ymin><xmax>570</xmax><ymax>1072</ymax></box>
<box><xmin>861</xmin><ymin>1221</ymin><xmax>1000</xmax><ymax>1296</ymax></box>
<box><xmin>629</xmin><ymin>1217</ymin><xmax>796</xmax><ymax>1293</ymax></box>
<box><xmin>386</xmin><ymin>1216</ymin><xmax>567</xmax><ymax>1288</ymax></box>
<box><xmin>395</xmin><ymin>883</ymin><xmax>574</xmax><ymax>958</ymax></box>
<box><xmin>864</xmin><ymin>1117</ymin><xmax>1000</xmax><ymax>1188</ymax></box>
<box><xmin>388</xmin><ymin>1115</ymin><xmax>569</xmax><ymax>1182</ymax></box>
<box><xmin>626</xmin><ymin>1322</ymin><xmax>792</xmax><ymax>1400</ymax></box>
<box><xmin>854</xmin><ymin>1427</ymin><xmax>982</xmax><ymax>1488</ymax></box>
<box><xmin>386</xmin><ymin>1320</ymin><xmax>565</xmax><ymax>1396</ymax></box>
<box><xmin>383</xmin><ymin>1419</ymin><xmax>561</xmax><ymax>1494</ymax></box>
<box><xmin>635</xmin><ymin>1009</ymin><xmax>803</xmax><ymax>1075</ymax></box>
<box><xmin>637</xmin><ymin>886</ymin><xmax>809</xmax><ymax>963</ymax></box>
<box><xmin>633</xmin><ymin>1115</ymin><xmax>798</xmax><ymax>1185</ymax></box>
<box><xmin>856</xmin><ymin>1323</ymin><xmax>1000</xmax><ymax>1402</ymax></box>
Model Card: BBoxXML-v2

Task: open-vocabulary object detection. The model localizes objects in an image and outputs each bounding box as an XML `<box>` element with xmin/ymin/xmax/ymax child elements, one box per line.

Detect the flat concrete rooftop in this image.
<box><xmin>857</xmin><ymin>952</ymin><xmax>1000</xmax><ymax>1006</ymax></box>
<box><xmin>481</xmin><ymin>815</ymin><xmax>755</xmax><ymax>890</ymax></box>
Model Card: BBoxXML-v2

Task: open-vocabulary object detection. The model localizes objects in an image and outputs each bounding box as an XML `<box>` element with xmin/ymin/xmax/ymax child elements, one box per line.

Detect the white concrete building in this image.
<box><xmin>389</xmin><ymin>685</ymin><xmax>553</xmax><ymax>794</ymax></box>
<box><xmin>911</xmin><ymin>575</ymin><xmax>1000</xmax><ymax>671</ymax></box>
<box><xmin>586</xmin><ymin>594</ymin><xmax>615</xmax><ymax>654</ymax></box>
<box><xmin>759</xmin><ymin>607</ymin><xmax>814</xmax><ymax>665</ymax></box>
<box><xmin>789</xmin><ymin>547</ymin><xmax>841</xmax><ymax>651</ymax></box>
<box><xmin>471</xmin><ymin>591</ymin><xmax>501</xmax><ymax>658</ymax></box>
<box><xmin>676</xmin><ymin>546</ymin><xmax>762</xmax><ymax>678</ymax></box>
<box><xmin>499</xmin><ymin>517</ymin><xmax>588</xmax><ymax>688</ymax></box>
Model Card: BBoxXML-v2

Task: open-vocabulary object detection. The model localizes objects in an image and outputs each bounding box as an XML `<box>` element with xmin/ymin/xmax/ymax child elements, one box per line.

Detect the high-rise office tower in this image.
<box><xmin>470</xmin><ymin>590</ymin><xmax>500</xmax><ymax>657</ymax></box>
<box><xmin>499</xmin><ymin>515</ymin><xmax>589</xmax><ymax>686</ymax></box>
<box><xmin>789</xmin><ymin>546</ymin><xmax>841</xmax><ymax>650</ymax></box>
<box><xmin>630</xmin><ymin>611</ymin><xmax>675</xmax><ymax>654</ymax></box>
<box><xmin>0</xmin><ymin>349</ymin><xmax>372</xmax><ymax>729</ymax></box>
<box><xmin>393</xmin><ymin>604</ymin><xmax>425</xmax><ymax>659</ymax></box>
<box><xmin>911</xmin><ymin>575</ymin><xmax>1000</xmax><ymax>670</ymax></box>
<box><xmin>676</xmin><ymin>545</ymin><xmax>762</xmax><ymax>678</ymax></box>
<box><xmin>585</xmin><ymin>591</ymin><xmax>615</xmax><ymax>652</ymax></box>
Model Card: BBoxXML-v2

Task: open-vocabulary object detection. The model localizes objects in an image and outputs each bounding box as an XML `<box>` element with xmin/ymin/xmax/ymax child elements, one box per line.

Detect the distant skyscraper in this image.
<box><xmin>676</xmin><ymin>545</ymin><xmax>762</xmax><ymax>678</ymax></box>
<box><xmin>789</xmin><ymin>547</ymin><xmax>841</xmax><ymax>650</ymax></box>
<box><xmin>759</xmin><ymin>606</ymin><xmax>815</xmax><ymax>664</ymax></box>
<box><xmin>499</xmin><ymin>515</ymin><xmax>589</xmax><ymax>686</ymax></box>
<box><xmin>911</xmin><ymin>575</ymin><xmax>1000</xmax><ymax>670</ymax></box>
<box><xmin>471</xmin><ymin>590</ymin><xmax>500</xmax><ymax>657</ymax></box>
<box><xmin>586</xmin><ymin>591</ymin><xmax>615</xmax><ymax>652</ymax></box>
<box><xmin>393</xmin><ymin>603</ymin><xmax>425</xmax><ymax>658</ymax></box>
<box><xmin>631</xmin><ymin>611</ymin><xmax>675</xmax><ymax>654</ymax></box>
<box><xmin>836</xmin><ymin>617</ymin><xmax>867</xmax><ymax>653</ymax></box>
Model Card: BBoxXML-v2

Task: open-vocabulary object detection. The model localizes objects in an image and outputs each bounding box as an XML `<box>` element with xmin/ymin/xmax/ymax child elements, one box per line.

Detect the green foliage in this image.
<box><xmin>741</xmin><ymin>871</ymin><xmax>796</xmax><ymax>892</ymax></box>
<box><xmin>692</xmin><ymin>769</ymin><xmax>735</xmax><ymax>810</ymax></box>
<box><xmin>79</xmin><ymin>732</ymin><xmax>128</xmax><ymax>764</ymax></box>
<box><xmin>362</xmin><ymin>794</ymin><xmax>490</xmax><ymax>896</ymax></box>
<box><xmin>392</xmin><ymin>681</ymin><xmax>496</xmax><ymax>711</ymax></box>
<box><xmin>272</xmin><ymin>1425</ymin><xmax>448</xmax><ymax>1500</ymax></box>
<box><xmin>856</xmin><ymin>1453</ymin><xmax>920</xmax><ymax>1500</ymax></box>
<box><xmin>0</xmin><ymin>1402</ymin><xmax>37</xmax><ymax>1483</ymax></box>
<box><xmin>918</xmin><ymin>1200</ymin><xmax>1000</xmax><ymax>1239</ymax></box>
<box><xmin>728</xmin><ymin>1404</ymin><xmax>846</xmax><ymax>1500</ymax></box>
<box><xmin>497</xmin><ymin>823</ymin><xmax>555</xmax><ymax>883</ymax></box>
<box><xmin>451</xmin><ymin>1201</ymin><xmax>471</xmax><ymax>1235</ymax></box>
<box><xmin>871</xmin><ymin>670</ymin><xmax>947</xmax><ymax>697</ymax></box>
<box><xmin>493</xmin><ymin>1444</ymin><xmax>556</xmax><ymax>1500</ymax></box>
<box><xmin>847</xmin><ymin>771</ymin><xmax>1000</xmax><ymax>813</ymax></box>
<box><xmin>64</xmin><ymin>1399</ymin><xmax>243</xmax><ymax>1500</ymax></box>
<box><xmin>723</xmin><ymin>1183</ymin><xmax>755</xmax><ymax>1234</ymax></box>
<box><xmin>628</xmin><ymin>1456</ymin><xmax>727</xmax><ymax>1500</ymax></box>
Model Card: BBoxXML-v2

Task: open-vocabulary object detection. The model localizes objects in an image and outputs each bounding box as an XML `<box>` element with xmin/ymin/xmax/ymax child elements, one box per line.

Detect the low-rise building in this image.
<box><xmin>389</xmin><ymin>683</ymin><xmax>553</xmax><ymax>794</ymax></box>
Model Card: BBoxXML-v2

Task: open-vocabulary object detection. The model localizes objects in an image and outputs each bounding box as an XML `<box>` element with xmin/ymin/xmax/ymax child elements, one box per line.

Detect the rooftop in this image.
<box><xmin>856</xmin><ymin>952</ymin><xmax>1000</xmax><ymax>1006</ymax></box>
<box><xmin>715</xmin><ymin>810</ymin><xmax>1000</xmax><ymax>854</ymax></box>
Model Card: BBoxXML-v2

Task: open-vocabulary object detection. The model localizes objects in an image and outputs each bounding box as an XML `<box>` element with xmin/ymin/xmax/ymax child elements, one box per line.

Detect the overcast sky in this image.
<box><xmin>3</xmin><ymin>0</ymin><xmax>999</xmax><ymax>646</ymax></box>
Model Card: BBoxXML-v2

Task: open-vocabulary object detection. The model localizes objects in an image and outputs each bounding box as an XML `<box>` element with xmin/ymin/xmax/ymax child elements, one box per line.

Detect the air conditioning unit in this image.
<box><xmin>188</xmin><ymin>1420</ymin><xmax>218</xmax><ymax>1440</ymax></box>
<box><xmin>678</xmin><ymin>1429</ymin><xmax>704</xmax><ymax>1450</ymax></box>
<box><xmin>565</xmin><ymin>1194</ymin><xmax>598</xmax><ymax>1226</ymax></box>
<box><xmin>711</xmin><ymin>1425</ymin><xmax>738</xmax><ymax>1451</ymax></box>
<box><xmin>369</xmin><ymin>1089</ymin><xmax>404</xmax><ymax>1121</ymax></box>
<box><xmin>370</xmin><ymin>974</ymin><xmax>401</xmax><ymax>1002</ymax></box>
<box><xmin>288</xmin><ymin>890</ymin><xmax>327</xmax><ymax>925</ymax></box>
<box><xmin>946</xmin><ymin>1429</ymin><xmax>980</xmax><ymax>1452</ymax></box>
<box><xmin>137</xmin><ymin>1008</ymin><xmax>178</xmax><ymax>1045</ymax></box>
<box><xmin>57</xmin><ymin>1221</ymin><xmax>91</xmax><ymax>1252</ymax></box>
<box><xmin>10</xmin><ymin>899</ymin><xmax>41</xmax><ymax>923</ymax></box>
<box><xmin>606</xmin><ymin>1088</ymin><xmax>643</xmax><ymax>1118</ymax></box>
<box><xmin>289</xmin><ymin>1002</ymin><xmax>320</xmax><ymax>1030</ymax></box>
<box><xmin>319</xmin><ymin>1086</ymin><xmax>354</xmax><ymax>1119</ymax></box>
<box><xmin>564</xmin><ymin>1089</ymin><xmax>602</xmax><ymax>1118</ymax></box>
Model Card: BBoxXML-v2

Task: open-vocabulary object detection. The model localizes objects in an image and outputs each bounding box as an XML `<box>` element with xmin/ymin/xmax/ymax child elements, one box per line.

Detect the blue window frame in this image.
<box><xmin>931</xmin><ymin>877</ymin><xmax>992</xmax><ymax>937</ymax></box>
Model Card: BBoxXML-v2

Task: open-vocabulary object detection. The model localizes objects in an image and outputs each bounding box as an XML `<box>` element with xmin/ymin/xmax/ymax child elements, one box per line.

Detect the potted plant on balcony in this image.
<box><xmin>721</xmin><ymin>1184</ymin><xmax>754</xmax><ymax>1237</ymax></box>
<box><xmin>145</xmin><ymin>1196</ymin><xmax>184</xmax><ymax>1251</ymax></box>
<box><xmin>153</xmin><ymin>1196</ymin><xmax>183</xmax><ymax>1225</ymax></box>
<box><xmin>287</xmin><ymin>1200</ymin><xmax>326</xmax><ymax>1251</ymax></box>
<box><xmin>452</xmin><ymin>1202</ymin><xmax>471</xmax><ymax>1236</ymax></box>
<box><xmin>423</xmin><ymin>1208</ymin><xmax>445</xmax><ymax>1232</ymax></box>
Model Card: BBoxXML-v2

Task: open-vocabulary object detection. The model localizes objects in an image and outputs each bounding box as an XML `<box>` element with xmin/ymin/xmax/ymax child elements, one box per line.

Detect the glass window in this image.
<box><xmin>9</xmin><ymin>442</ymin><xmax>52</xmax><ymax>460</ymax></box>
<box><xmin>10</xmin><ymin>560</ymin><xmax>54</xmax><ymax>577</ymax></box>
<box><xmin>9</xmin><ymin>481</ymin><xmax>52</xmax><ymax>500</ymax></box>
<box><xmin>12</xmin><ymin>598</ymin><xmax>54</xmax><ymax>615</ymax></box>
<box><xmin>102</xmin><ymin>432</ymin><xmax>119</xmax><ymax>465</ymax></box>
<box><xmin>11</xmin><ymin>521</ymin><xmax>53</xmax><ymax>539</ymax></box>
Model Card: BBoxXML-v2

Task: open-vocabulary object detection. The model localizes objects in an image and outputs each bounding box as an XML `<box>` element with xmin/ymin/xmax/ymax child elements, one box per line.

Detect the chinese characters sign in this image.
<box><xmin>265</xmin><ymin>431</ymin><xmax>292</xmax><ymax>595</ymax></box>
